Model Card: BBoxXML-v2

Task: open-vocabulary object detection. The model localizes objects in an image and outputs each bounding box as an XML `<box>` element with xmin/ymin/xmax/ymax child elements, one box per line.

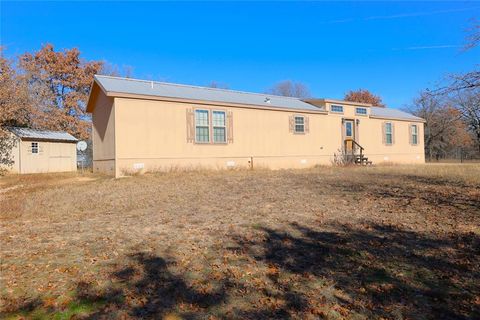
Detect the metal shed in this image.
<box><xmin>7</xmin><ymin>127</ymin><xmax>78</xmax><ymax>174</ymax></box>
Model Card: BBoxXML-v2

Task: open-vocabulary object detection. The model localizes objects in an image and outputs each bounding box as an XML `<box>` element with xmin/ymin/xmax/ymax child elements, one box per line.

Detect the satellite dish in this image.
<box><xmin>76</xmin><ymin>140</ymin><xmax>87</xmax><ymax>152</ymax></box>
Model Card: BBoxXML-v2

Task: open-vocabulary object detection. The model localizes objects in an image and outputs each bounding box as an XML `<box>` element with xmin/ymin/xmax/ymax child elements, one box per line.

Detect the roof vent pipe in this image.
<box><xmin>151</xmin><ymin>81</ymin><xmax>154</xmax><ymax>89</ymax></box>
<box><xmin>265</xmin><ymin>97</ymin><xmax>271</xmax><ymax>104</ymax></box>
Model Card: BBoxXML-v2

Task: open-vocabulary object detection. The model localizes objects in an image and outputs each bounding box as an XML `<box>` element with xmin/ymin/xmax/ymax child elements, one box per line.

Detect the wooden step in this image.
<box><xmin>355</xmin><ymin>157</ymin><xmax>368</xmax><ymax>163</ymax></box>
<box><xmin>353</xmin><ymin>154</ymin><xmax>373</xmax><ymax>166</ymax></box>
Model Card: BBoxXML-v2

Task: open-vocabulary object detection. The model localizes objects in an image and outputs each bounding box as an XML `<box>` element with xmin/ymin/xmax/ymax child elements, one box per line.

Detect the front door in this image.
<box><xmin>344</xmin><ymin>120</ymin><xmax>355</xmax><ymax>152</ymax></box>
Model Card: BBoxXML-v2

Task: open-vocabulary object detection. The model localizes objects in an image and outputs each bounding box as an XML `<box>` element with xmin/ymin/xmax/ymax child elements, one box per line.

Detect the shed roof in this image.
<box><xmin>370</xmin><ymin>107</ymin><xmax>424</xmax><ymax>122</ymax></box>
<box><xmin>8</xmin><ymin>127</ymin><xmax>78</xmax><ymax>142</ymax></box>
<box><xmin>93</xmin><ymin>75</ymin><xmax>324</xmax><ymax>112</ymax></box>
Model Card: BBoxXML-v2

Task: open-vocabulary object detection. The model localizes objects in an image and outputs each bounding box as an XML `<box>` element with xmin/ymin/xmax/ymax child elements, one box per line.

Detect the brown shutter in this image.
<box><xmin>418</xmin><ymin>124</ymin><xmax>422</xmax><ymax>145</ymax></box>
<box><xmin>382</xmin><ymin>121</ymin><xmax>386</xmax><ymax>145</ymax></box>
<box><xmin>289</xmin><ymin>115</ymin><xmax>294</xmax><ymax>133</ymax></box>
<box><xmin>355</xmin><ymin>120</ymin><xmax>359</xmax><ymax>143</ymax></box>
<box><xmin>186</xmin><ymin>108</ymin><xmax>195</xmax><ymax>143</ymax></box>
<box><xmin>409</xmin><ymin>124</ymin><xmax>413</xmax><ymax>145</ymax></box>
<box><xmin>304</xmin><ymin>116</ymin><xmax>309</xmax><ymax>133</ymax></box>
<box><xmin>391</xmin><ymin>122</ymin><xmax>395</xmax><ymax>145</ymax></box>
<box><xmin>227</xmin><ymin>111</ymin><xmax>233</xmax><ymax>143</ymax></box>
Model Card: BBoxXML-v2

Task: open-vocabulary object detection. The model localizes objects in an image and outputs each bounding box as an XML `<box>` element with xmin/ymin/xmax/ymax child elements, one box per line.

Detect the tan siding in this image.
<box><xmin>359</xmin><ymin>118</ymin><xmax>425</xmax><ymax>163</ymax></box>
<box><xmin>113</xmin><ymin>97</ymin><xmax>338</xmax><ymax>176</ymax></box>
<box><xmin>90</xmin><ymin>97</ymin><xmax>425</xmax><ymax>176</ymax></box>
<box><xmin>91</xmin><ymin>88</ymin><xmax>116</xmax><ymax>174</ymax></box>
<box><xmin>18</xmin><ymin>140</ymin><xmax>76</xmax><ymax>173</ymax></box>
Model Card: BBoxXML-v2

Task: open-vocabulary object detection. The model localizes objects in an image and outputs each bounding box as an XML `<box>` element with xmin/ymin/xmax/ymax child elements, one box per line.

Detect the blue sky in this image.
<box><xmin>1</xmin><ymin>1</ymin><xmax>479</xmax><ymax>108</ymax></box>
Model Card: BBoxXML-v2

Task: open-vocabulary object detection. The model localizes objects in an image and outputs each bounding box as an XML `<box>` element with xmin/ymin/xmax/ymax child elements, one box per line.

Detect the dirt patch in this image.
<box><xmin>1</xmin><ymin>165</ymin><xmax>479</xmax><ymax>319</ymax></box>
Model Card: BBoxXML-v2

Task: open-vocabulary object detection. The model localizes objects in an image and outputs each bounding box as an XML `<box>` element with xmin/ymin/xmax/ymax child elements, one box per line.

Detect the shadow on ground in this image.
<box><xmin>78</xmin><ymin>253</ymin><xmax>229</xmax><ymax>319</ymax></box>
<box><xmin>2</xmin><ymin>222</ymin><xmax>479</xmax><ymax>319</ymax></box>
<box><xmin>232</xmin><ymin>222</ymin><xmax>480</xmax><ymax>319</ymax></box>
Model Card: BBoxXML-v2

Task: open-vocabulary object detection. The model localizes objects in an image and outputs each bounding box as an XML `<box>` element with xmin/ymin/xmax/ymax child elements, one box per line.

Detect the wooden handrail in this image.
<box><xmin>344</xmin><ymin>139</ymin><xmax>364</xmax><ymax>158</ymax></box>
<box><xmin>352</xmin><ymin>140</ymin><xmax>364</xmax><ymax>155</ymax></box>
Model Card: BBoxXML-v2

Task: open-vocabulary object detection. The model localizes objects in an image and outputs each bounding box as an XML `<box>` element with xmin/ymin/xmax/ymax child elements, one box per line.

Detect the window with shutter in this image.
<box><xmin>190</xmin><ymin>108</ymin><xmax>233</xmax><ymax>144</ymax></box>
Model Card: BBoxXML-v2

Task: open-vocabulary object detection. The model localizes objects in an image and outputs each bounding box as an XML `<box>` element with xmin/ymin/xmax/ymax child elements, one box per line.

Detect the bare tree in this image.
<box><xmin>433</xmin><ymin>19</ymin><xmax>480</xmax><ymax>95</ymax></box>
<box><xmin>344</xmin><ymin>89</ymin><xmax>385</xmax><ymax>107</ymax></box>
<box><xmin>267</xmin><ymin>80</ymin><xmax>311</xmax><ymax>98</ymax></box>
<box><xmin>422</xmin><ymin>18</ymin><xmax>480</xmax><ymax>159</ymax></box>
<box><xmin>433</xmin><ymin>71</ymin><xmax>480</xmax><ymax>95</ymax></box>
<box><xmin>100</xmin><ymin>62</ymin><xmax>134</xmax><ymax>78</ymax></box>
<box><xmin>406</xmin><ymin>92</ymin><xmax>472</xmax><ymax>161</ymax></box>
<box><xmin>450</xmin><ymin>88</ymin><xmax>480</xmax><ymax>153</ymax></box>
<box><xmin>464</xmin><ymin>18</ymin><xmax>480</xmax><ymax>51</ymax></box>
<box><xmin>207</xmin><ymin>81</ymin><xmax>229</xmax><ymax>89</ymax></box>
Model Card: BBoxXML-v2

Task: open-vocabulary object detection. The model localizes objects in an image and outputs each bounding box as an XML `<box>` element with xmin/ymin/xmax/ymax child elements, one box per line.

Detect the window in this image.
<box><xmin>355</xmin><ymin>107</ymin><xmax>367</xmax><ymax>115</ymax></box>
<box><xmin>294</xmin><ymin>116</ymin><xmax>305</xmax><ymax>133</ymax></box>
<box><xmin>212</xmin><ymin>111</ymin><xmax>226</xmax><ymax>143</ymax></box>
<box><xmin>411</xmin><ymin>124</ymin><xmax>418</xmax><ymax>145</ymax></box>
<box><xmin>385</xmin><ymin>122</ymin><xmax>393</xmax><ymax>145</ymax></box>
<box><xmin>331</xmin><ymin>105</ymin><xmax>343</xmax><ymax>113</ymax></box>
<box><xmin>31</xmin><ymin>142</ymin><xmax>38</xmax><ymax>154</ymax></box>
<box><xmin>193</xmin><ymin>109</ymin><xmax>228</xmax><ymax>144</ymax></box>
<box><xmin>345</xmin><ymin>121</ymin><xmax>353</xmax><ymax>138</ymax></box>
<box><xmin>195</xmin><ymin>109</ymin><xmax>209</xmax><ymax>142</ymax></box>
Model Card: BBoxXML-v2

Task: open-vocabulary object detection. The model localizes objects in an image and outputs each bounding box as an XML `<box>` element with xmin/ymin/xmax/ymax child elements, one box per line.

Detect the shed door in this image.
<box><xmin>49</xmin><ymin>143</ymin><xmax>74</xmax><ymax>172</ymax></box>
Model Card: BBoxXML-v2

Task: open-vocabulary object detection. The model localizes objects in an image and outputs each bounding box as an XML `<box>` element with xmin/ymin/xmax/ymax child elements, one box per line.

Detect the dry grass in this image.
<box><xmin>0</xmin><ymin>164</ymin><xmax>479</xmax><ymax>319</ymax></box>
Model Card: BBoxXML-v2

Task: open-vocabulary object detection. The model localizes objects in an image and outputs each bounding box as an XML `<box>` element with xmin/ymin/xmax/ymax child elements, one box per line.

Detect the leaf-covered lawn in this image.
<box><xmin>1</xmin><ymin>165</ymin><xmax>479</xmax><ymax>319</ymax></box>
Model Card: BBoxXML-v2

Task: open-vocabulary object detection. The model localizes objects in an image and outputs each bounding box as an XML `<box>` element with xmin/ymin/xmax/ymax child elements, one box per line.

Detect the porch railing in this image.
<box><xmin>344</xmin><ymin>139</ymin><xmax>364</xmax><ymax>158</ymax></box>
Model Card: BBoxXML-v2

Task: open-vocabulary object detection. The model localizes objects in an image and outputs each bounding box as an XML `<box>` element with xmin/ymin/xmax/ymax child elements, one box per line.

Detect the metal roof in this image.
<box><xmin>8</xmin><ymin>127</ymin><xmax>78</xmax><ymax>142</ymax></box>
<box><xmin>370</xmin><ymin>107</ymin><xmax>424</xmax><ymax>121</ymax></box>
<box><xmin>94</xmin><ymin>75</ymin><xmax>324</xmax><ymax>112</ymax></box>
<box><xmin>92</xmin><ymin>76</ymin><xmax>423</xmax><ymax>121</ymax></box>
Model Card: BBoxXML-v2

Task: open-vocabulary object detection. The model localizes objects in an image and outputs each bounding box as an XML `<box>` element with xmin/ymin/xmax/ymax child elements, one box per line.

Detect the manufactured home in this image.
<box><xmin>5</xmin><ymin>127</ymin><xmax>78</xmax><ymax>174</ymax></box>
<box><xmin>86</xmin><ymin>75</ymin><xmax>425</xmax><ymax>177</ymax></box>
